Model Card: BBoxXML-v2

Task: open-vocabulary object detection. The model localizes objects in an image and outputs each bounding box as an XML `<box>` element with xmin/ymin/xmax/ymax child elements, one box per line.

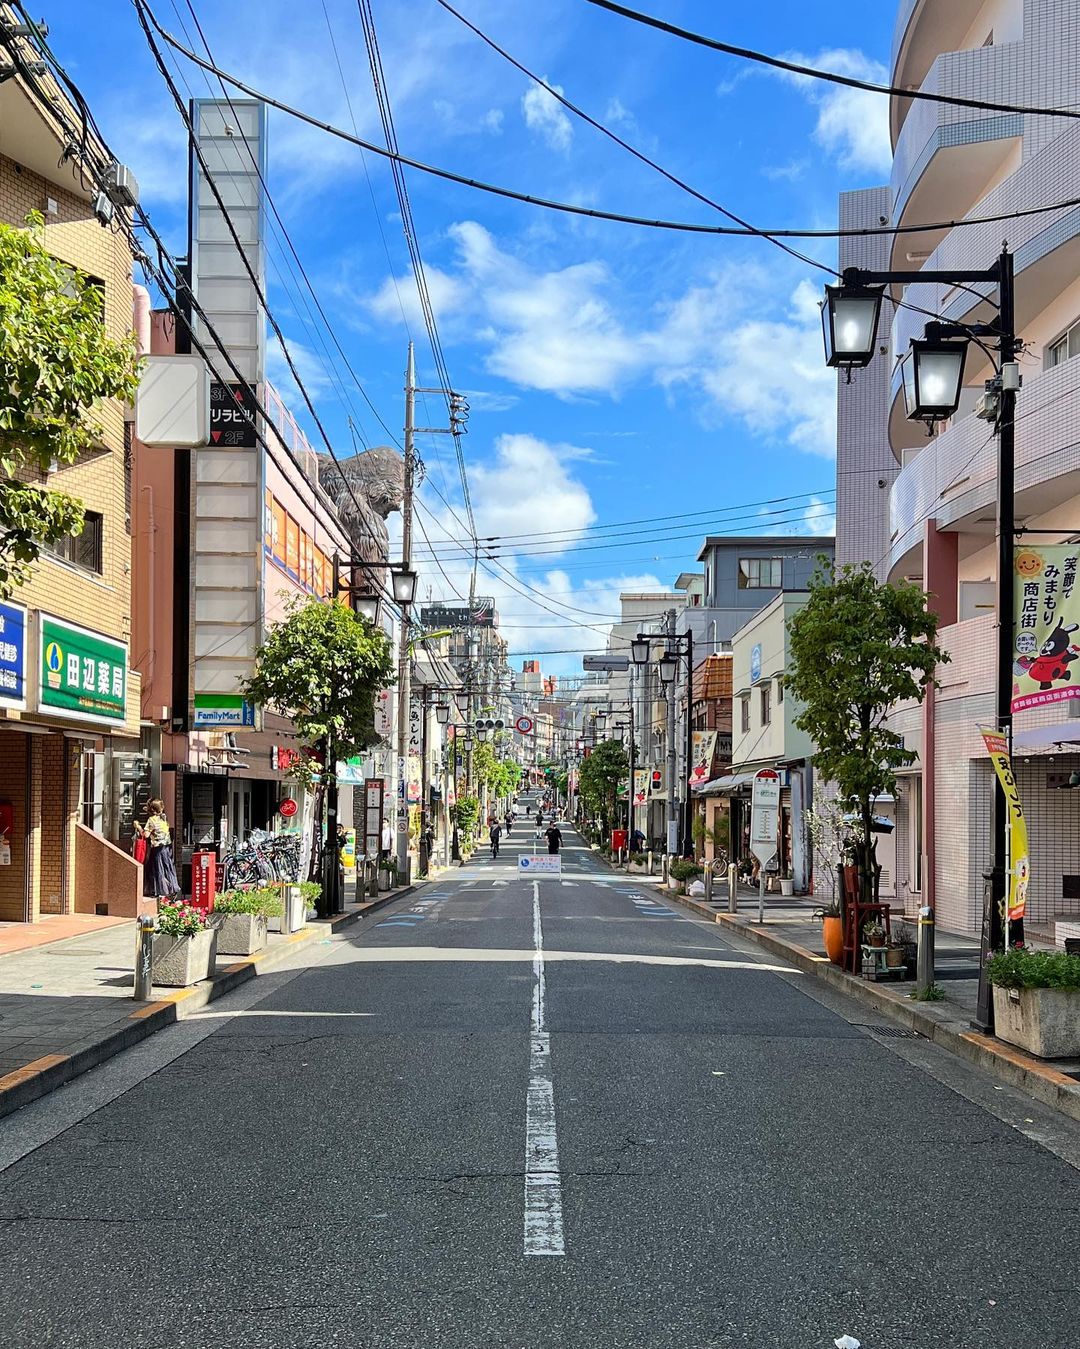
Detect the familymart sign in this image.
<box><xmin>39</xmin><ymin>615</ymin><xmax>127</xmax><ymax>725</ymax></box>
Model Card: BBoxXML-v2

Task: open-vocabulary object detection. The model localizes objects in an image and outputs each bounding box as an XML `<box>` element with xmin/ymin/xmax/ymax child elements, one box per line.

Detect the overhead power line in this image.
<box><xmin>7</xmin><ymin>7</ymin><xmax>403</xmax><ymax>615</ymax></box>
<box><xmin>136</xmin><ymin>2</ymin><xmax>1080</xmax><ymax>244</ymax></box>
<box><xmin>583</xmin><ymin>0</ymin><xmax>1080</xmax><ymax>123</ymax></box>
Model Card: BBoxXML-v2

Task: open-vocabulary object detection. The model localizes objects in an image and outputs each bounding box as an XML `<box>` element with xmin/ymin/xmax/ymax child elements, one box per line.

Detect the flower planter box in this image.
<box><xmin>214</xmin><ymin>912</ymin><xmax>268</xmax><ymax>957</ymax></box>
<box><xmin>992</xmin><ymin>985</ymin><xmax>1080</xmax><ymax>1059</ymax></box>
<box><xmin>780</xmin><ymin>879</ymin><xmax>794</xmax><ymax>897</ymax></box>
<box><xmin>151</xmin><ymin>928</ymin><xmax>217</xmax><ymax>987</ymax></box>
<box><xmin>378</xmin><ymin>869</ymin><xmax>394</xmax><ymax>892</ymax></box>
<box><xmin>667</xmin><ymin>878</ymin><xmax>682</xmax><ymax>893</ymax></box>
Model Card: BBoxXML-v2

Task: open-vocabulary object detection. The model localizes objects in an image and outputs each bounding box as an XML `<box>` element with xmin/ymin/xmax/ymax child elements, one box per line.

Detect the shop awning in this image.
<box><xmin>694</xmin><ymin>771</ymin><xmax>756</xmax><ymax>796</ymax></box>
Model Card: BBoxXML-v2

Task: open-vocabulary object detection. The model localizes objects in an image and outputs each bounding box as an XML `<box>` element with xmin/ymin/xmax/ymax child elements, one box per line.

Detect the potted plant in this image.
<box><xmin>892</xmin><ymin>919</ymin><xmax>917</xmax><ymax>975</ymax></box>
<box><xmin>780</xmin><ymin>871</ymin><xmax>794</xmax><ymax>897</ymax></box>
<box><xmin>151</xmin><ymin>900</ymin><xmax>217</xmax><ymax>987</ymax></box>
<box><xmin>814</xmin><ymin>898</ymin><xmax>845</xmax><ymax>966</ymax></box>
<box><xmin>212</xmin><ymin>887</ymin><xmax>282</xmax><ymax>956</ymax></box>
<box><xmin>864</xmin><ymin>921</ymin><xmax>886</xmax><ymax>949</ymax></box>
<box><xmin>885</xmin><ymin>937</ymin><xmax>905</xmax><ymax>970</ymax></box>
<box><xmin>987</xmin><ymin>947</ymin><xmax>1080</xmax><ymax>1058</ymax></box>
<box><xmin>378</xmin><ymin>857</ymin><xmax>396</xmax><ymax>891</ymax></box>
<box><xmin>668</xmin><ymin>858</ymin><xmax>703</xmax><ymax>894</ymax></box>
<box><xmin>298</xmin><ymin>880</ymin><xmax>321</xmax><ymax>922</ymax></box>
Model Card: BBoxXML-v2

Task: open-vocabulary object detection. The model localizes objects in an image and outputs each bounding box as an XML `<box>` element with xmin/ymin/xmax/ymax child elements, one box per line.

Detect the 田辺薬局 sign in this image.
<box><xmin>39</xmin><ymin>615</ymin><xmax>127</xmax><ymax>723</ymax></box>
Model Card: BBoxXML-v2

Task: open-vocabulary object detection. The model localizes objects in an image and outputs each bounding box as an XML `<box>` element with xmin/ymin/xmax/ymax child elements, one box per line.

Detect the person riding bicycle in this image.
<box><xmin>489</xmin><ymin>820</ymin><xmax>503</xmax><ymax>859</ymax></box>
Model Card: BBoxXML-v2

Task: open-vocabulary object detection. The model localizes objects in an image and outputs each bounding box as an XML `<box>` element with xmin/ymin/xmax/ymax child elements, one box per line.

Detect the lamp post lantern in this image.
<box><xmin>902</xmin><ymin>337</ymin><xmax>968</xmax><ymax>423</ymax></box>
<box><xmin>821</xmin><ymin>281</ymin><xmax>885</xmax><ymax>368</ymax></box>
<box><xmin>630</xmin><ymin>635</ymin><xmax>650</xmax><ymax>666</ymax></box>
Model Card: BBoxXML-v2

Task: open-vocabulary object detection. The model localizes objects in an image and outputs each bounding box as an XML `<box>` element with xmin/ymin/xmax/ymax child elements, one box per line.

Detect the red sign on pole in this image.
<box><xmin>278</xmin><ymin>798</ymin><xmax>298</xmax><ymax>819</ymax></box>
<box><xmin>191</xmin><ymin>850</ymin><xmax>216</xmax><ymax>914</ymax></box>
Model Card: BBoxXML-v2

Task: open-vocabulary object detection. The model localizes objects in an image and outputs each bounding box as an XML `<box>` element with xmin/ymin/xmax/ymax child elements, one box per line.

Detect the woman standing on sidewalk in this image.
<box><xmin>135</xmin><ymin>799</ymin><xmax>181</xmax><ymax>903</ymax></box>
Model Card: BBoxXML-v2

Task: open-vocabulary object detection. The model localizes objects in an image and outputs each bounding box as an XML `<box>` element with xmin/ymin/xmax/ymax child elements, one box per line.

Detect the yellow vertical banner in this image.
<box><xmin>980</xmin><ymin>727</ymin><xmax>1030</xmax><ymax>923</ymax></box>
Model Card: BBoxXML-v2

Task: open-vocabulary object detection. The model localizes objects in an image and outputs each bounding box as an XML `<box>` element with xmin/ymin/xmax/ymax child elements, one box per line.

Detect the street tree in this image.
<box><xmin>786</xmin><ymin>560</ymin><xmax>947</xmax><ymax>907</ymax></box>
<box><xmin>0</xmin><ymin>214</ymin><xmax>140</xmax><ymax>596</ymax></box>
<box><xmin>578</xmin><ymin>738</ymin><xmax>629</xmax><ymax>836</ymax></box>
<box><xmin>243</xmin><ymin>596</ymin><xmax>394</xmax><ymax>910</ymax></box>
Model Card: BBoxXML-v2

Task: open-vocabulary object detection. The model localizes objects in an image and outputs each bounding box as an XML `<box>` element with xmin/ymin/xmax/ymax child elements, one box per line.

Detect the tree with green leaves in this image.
<box><xmin>578</xmin><ymin>738</ymin><xmax>629</xmax><ymax>836</ymax></box>
<box><xmin>786</xmin><ymin>560</ymin><xmax>947</xmax><ymax>908</ymax></box>
<box><xmin>0</xmin><ymin>214</ymin><xmax>140</xmax><ymax>596</ymax></box>
<box><xmin>243</xmin><ymin>596</ymin><xmax>394</xmax><ymax>785</ymax></box>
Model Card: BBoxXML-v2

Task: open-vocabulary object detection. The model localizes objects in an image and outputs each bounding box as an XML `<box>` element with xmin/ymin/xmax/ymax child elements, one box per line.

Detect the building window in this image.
<box><xmin>1045</xmin><ymin>319</ymin><xmax>1080</xmax><ymax>370</ymax></box>
<box><xmin>910</xmin><ymin>775</ymin><xmax>923</xmax><ymax>894</ymax></box>
<box><xmin>740</xmin><ymin>695</ymin><xmax>750</xmax><ymax>733</ymax></box>
<box><xmin>776</xmin><ymin>676</ymin><xmax>784</xmax><ymax>704</ymax></box>
<box><xmin>738</xmin><ymin>557</ymin><xmax>782</xmax><ymax>589</ymax></box>
<box><xmin>760</xmin><ymin>683</ymin><xmax>771</xmax><ymax>726</ymax></box>
<box><xmin>44</xmin><ymin>510</ymin><xmax>103</xmax><ymax>574</ymax></box>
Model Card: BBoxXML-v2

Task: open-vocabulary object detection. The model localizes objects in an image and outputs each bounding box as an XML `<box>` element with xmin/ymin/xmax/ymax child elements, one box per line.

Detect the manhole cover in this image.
<box><xmin>855</xmin><ymin>1023</ymin><xmax>912</xmax><ymax>1038</ymax></box>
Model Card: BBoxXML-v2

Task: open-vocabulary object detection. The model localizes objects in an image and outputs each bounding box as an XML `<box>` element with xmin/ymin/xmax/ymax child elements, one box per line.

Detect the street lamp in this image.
<box><xmin>820</xmin><ymin>281</ymin><xmax>885</xmax><ymax>369</ymax></box>
<box><xmin>901</xmin><ymin>337</ymin><xmax>968</xmax><ymax>423</ymax></box>
<box><xmin>435</xmin><ymin>702</ymin><xmax>450</xmax><ymax>725</ymax></box>
<box><xmin>354</xmin><ymin>593</ymin><xmax>380</xmax><ymax>623</ymax></box>
<box><xmin>820</xmin><ymin>249</ymin><xmax>1019</xmax><ymax>1029</ymax></box>
<box><xmin>657</xmin><ymin>650</ymin><xmax>678</xmax><ymax>686</ymax></box>
<box><xmin>630</xmin><ymin>635</ymin><xmax>650</xmax><ymax>666</ymax></box>
<box><xmin>477</xmin><ymin>726</ymin><xmax>490</xmax><ymax>743</ymax></box>
<box><xmin>391</xmin><ymin>564</ymin><xmax>417</xmax><ymax>605</ymax></box>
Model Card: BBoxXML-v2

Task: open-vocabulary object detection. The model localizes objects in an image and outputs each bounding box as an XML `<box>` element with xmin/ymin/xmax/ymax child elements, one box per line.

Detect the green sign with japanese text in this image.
<box><xmin>39</xmin><ymin>615</ymin><xmax>127</xmax><ymax>724</ymax></box>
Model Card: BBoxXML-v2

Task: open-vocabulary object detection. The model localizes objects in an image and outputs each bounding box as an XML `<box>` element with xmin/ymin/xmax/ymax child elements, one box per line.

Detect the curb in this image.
<box><xmin>671</xmin><ymin>891</ymin><xmax>1080</xmax><ymax>1125</ymax></box>
<box><xmin>0</xmin><ymin>883</ymin><xmax>417</xmax><ymax>1122</ymax></box>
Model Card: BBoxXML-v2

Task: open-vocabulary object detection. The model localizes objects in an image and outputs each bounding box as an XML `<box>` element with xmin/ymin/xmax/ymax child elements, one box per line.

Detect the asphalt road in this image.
<box><xmin>1</xmin><ymin>803</ymin><xmax>1078</xmax><ymax>1348</ymax></box>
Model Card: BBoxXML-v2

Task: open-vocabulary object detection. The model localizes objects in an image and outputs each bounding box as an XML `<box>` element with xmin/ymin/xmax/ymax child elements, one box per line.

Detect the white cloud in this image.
<box><xmin>368</xmin><ymin>225</ymin><xmax>837</xmax><ymax>455</ymax></box>
<box><xmin>604</xmin><ymin>98</ymin><xmax>637</xmax><ymax>133</ymax></box>
<box><xmin>481</xmin><ymin>108</ymin><xmax>505</xmax><ymax>134</ymax></box>
<box><xmin>522</xmin><ymin>83</ymin><xmax>573</xmax><ymax>152</ymax></box>
<box><xmin>266</xmin><ymin>336</ymin><xmax>333</xmax><ymax>408</ymax></box>
<box><xmin>367</xmin><ymin>265</ymin><xmax>466</xmax><ymax>329</ymax></box>
<box><xmin>779</xmin><ymin>48</ymin><xmax>892</xmax><ymax>175</ymax></box>
<box><xmin>469</xmin><ymin>433</ymin><xmax>596</xmax><ymax>546</ymax></box>
<box><xmin>802</xmin><ymin>496</ymin><xmax>836</xmax><ymax>536</ymax></box>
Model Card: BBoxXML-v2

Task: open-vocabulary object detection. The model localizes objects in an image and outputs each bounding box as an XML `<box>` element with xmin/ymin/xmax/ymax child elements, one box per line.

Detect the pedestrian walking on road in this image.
<box><xmin>504</xmin><ymin>811</ymin><xmax>513</xmax><ymax>837</ymax></box>
<box><xmin>545</xmin><ymin>824</ymin><xmax>562</xmax><ymax>856</ymax></box>
<box><xmin>489</xmin><ymin>820</ymin><xmax>503</xmax><ymax>859</ymax></box>
<box><xmin>135</xmin><ymin>799</ymin><xmax>180</xmax><ymax>901</ymax></box>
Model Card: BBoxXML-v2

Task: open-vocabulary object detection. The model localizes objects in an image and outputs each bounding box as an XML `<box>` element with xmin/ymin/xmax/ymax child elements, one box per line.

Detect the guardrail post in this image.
<box><xmin>703</xmin><ymin>867</ymin><xmax>713</xmax><ymax>903</ymax></box>
<box><xmin>728</xmin><ymin>863</ymin><xmax>738</xmax><ymax>913</ymax></box>
<box><xmin>917</xmin><ymin>904</ymin><xmax>935</xmax><ymax>997</ymax></box>
<box><xmin>133</xmin><ymin>914</ymin><xmax>154</xmax><ymax>1001</ymax></box>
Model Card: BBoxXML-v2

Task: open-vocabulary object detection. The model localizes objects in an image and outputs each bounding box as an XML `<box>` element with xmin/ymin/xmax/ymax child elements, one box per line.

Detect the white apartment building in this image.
<box><xmin>837</xmin><ymin>0</ymin><xmax>1080</xmax><ymax>936</ymax></box>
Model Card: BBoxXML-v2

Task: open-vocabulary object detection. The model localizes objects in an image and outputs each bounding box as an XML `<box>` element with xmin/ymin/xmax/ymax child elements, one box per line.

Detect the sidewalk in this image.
<box><xmin>0</xmin><ymin>878</ymin><xmax>416</xmax><ymax>1120</ymax></box>
<box><xmin>664</xmin><ymin>882</ymin><xmax>1080</xmax><ymax>1123</ymax></box>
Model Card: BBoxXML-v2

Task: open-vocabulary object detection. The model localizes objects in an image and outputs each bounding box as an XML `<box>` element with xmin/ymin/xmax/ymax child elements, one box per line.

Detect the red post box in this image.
<box><xmin>611</xmin><ymin>829</ymin><xmax>628</xmax><ymax>853</ymax></box>
<box><xmin>191</xmin><ymin>850</ymin><xmax>217</xmax><ymax>915</ymax></box>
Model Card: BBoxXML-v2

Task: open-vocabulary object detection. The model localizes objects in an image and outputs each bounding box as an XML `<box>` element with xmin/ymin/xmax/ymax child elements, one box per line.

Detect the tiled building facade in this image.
<box><xmin>0</xmin><ymin>65</ymin><xmax>143</xmax><ymax>922</ymax></box>
<box><xmin>836</xmin><ymin>0</ymin><xmax>1080</xmax><ymax>935</ymax></box>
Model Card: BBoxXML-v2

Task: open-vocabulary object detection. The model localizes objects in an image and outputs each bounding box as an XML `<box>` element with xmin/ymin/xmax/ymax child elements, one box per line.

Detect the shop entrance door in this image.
<box><xmin>228</xmin><ymin>780</ymin><xmax>252</xmax><ymax>844</ymax></box>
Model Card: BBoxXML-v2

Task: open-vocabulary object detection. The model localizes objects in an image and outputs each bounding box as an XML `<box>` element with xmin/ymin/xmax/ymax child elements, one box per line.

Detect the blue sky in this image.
<box><xmin>47</xmin><ymin>0</ymin><xmax>895</xmax><ymax>671</ymax></box>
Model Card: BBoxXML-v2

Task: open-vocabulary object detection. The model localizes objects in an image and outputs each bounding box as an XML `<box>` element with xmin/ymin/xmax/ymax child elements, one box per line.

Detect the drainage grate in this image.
<box><xmin>854</xmin><ymin>1023</ymin><xmax>912</xmax><ymax>1039</ymax></box>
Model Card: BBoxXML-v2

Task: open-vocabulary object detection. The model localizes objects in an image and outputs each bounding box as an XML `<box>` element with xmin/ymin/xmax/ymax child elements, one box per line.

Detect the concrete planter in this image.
<box><xmin>151</xmin><ymin>928</ymin><xmax>217</xmax><ymax>987</ymax></box>
<box><xmin>214</xmin><ymin>912</ymin><xmax>267</xmax><ymax>957</ymax></box>
<box><xmin>993</xmin><ymin>984</ymin><xmax>1080</xmax><ymax>1059</ymax></box>
<box><xmin>667</xmin><ymin>878</ymin><xmax>682</xmax><ymax>893</ymax></box>
<box><xmin>378</xmin><ymin>869</ymin><xmax>394</xmax><ymax>892</ymax></box>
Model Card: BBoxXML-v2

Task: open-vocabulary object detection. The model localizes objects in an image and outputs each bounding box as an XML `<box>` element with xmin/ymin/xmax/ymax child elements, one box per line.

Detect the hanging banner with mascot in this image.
<box><xmin>1013</xmin><ymin>545</ymin><xmax>1080</xmax><ymax>713</ymax></box>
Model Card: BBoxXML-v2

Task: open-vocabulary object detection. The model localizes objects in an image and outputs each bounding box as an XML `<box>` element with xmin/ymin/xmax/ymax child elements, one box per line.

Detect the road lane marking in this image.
<box><xmin>525</xmin><ymin>878</ymin><xmax>565</xmax><ymax>1258</ymax></box>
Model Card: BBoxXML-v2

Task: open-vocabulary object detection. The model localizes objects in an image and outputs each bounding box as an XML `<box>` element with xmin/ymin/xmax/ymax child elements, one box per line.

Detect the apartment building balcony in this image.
<box><xmin>887</xmin><ymin>121</ymin><xmax>1080</xmax><ymax>455</ymax></box>
<box><xmin>886</xmin><ymin>356</ymin><xmax>1080</xmax><ymax>580</ymax></box>
<box><xmin>891</xmin><ymin>0</ymin><xmax>989</xmax><ymax>141</ymax></box>
<box><xmin>889</xmin><ymin>42</ymin><xmax>1021</xmax><ymax>273</ymax></box>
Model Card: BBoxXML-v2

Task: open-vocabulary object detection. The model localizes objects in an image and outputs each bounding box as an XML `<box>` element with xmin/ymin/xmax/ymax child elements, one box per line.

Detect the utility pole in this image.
<box><xmin>395</xmin><ymin>341</ymin><xmax>415</xmax><ymax>883</ymax></box>
<box><xmin>665</xmin><ymin>609</ymin><xmax>678</xmax><ymax>856</ymax></box>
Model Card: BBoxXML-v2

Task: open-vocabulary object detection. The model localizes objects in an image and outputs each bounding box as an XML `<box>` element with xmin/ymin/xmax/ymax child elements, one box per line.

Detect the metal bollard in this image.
<box><xmin>661</xmin><ymin>853</ymin><xmax>669</xmax><ymax>883</ymax></box>
<box><xmin>917</xmin><ymin>904</ymin><xmax>935</xmax><ymax>997</ymax></box>
<box><xmin>703</xmin><ymin>866</ymin><xmax>713</xmax><ymax>903</ymax></box>
<box><xmin>728</xmin><ymin>863</ymin><xmax>738</xmax><ymax>913</ymax></box>
<box><xmin>646</xmin><ymin>849</ymin><xmax>654</xmax><ymax>876</ymax></box>
<box><xmin>133</xmin><ymin>914</ymin><xmax>155</xmax><ymax>1001</ymax></box>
